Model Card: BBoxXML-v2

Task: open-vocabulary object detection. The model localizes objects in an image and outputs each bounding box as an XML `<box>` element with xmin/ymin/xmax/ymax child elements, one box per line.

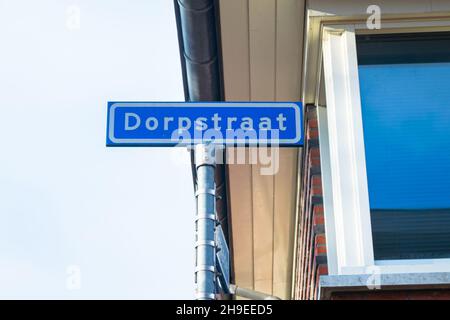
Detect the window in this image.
<box><xmin>320</xmin><ymin>19</ymin><xmax>450</xmax><ymax>275</ymax></box>
<box><xmin>357</xmin><ymin>32</ymin><xmax>450</xmax><ymax>260</ymax></box>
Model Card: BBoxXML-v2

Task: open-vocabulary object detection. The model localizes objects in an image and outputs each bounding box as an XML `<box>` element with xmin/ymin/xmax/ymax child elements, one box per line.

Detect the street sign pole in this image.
<box><xmin>194</xmin><ymin>143</ymin><xmax>217</xmax><ymax>300</ymax></box>
<box><xmin>106</xmin><ymin>101</ymin><xmax>304</xmax><ymax>299</ymax></box>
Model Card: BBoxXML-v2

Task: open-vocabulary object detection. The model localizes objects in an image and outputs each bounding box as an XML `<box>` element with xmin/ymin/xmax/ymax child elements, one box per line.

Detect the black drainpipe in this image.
<box><xmin>174</xmin><ymin>0</ymin><xmax>229</xmax><ymax>242</ymax></box>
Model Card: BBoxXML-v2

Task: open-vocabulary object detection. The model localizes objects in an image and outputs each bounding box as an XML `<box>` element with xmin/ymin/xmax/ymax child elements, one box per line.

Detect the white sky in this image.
<box><xmin>0</xmin><ymin>0</ymin><xmax>195</xmax><ymax>299</ymax></box>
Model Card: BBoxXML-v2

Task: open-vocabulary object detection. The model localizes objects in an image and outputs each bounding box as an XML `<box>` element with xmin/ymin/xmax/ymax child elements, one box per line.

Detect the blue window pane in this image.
<box><xmin>357</xmin><ymin>32</ymin><xmax>450</xmax><ymax>260</ymax></box>
<box><xmin>359</xmin><ymin>63</ymin><xmax>450</xmax><ymax>210</ymax></box>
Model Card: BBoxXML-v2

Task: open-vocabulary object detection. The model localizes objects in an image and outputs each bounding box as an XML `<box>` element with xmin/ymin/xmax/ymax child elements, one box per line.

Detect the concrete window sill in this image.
<box><xmin>320</xmin><ymin>272</ymin><xmax>450</xmax><ymax>299</ymax></box>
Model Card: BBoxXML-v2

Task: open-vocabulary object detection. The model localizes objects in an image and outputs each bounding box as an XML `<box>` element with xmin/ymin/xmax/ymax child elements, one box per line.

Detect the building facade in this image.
<box><xmin>175</xmin><ymin>0</ymin><xmax>450</xmax><ymax>299</ymax></box>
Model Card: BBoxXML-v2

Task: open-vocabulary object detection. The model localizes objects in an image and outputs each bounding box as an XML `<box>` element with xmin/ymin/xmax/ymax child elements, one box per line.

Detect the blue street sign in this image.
<box><xmin>106</xmin><ymin>102</ymin><xmax>303</xmax><ymax>147</ymax></box>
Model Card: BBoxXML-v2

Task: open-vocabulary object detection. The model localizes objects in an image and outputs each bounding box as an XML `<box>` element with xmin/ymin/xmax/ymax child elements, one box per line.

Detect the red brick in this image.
<box><xmin>308</xmin><ymin>118</ymin><xmax>318</xmax><ymax>129</ymax></box>
<box><xmin>311</xmin><ymin>175</ymin><xmax>321</xmax><ymax>187</ymax></box>
<box><xmin>309</xmin><ymin>149</ymin><xmax>321</xmax><ymax>170</ymax></box>
<box><xmin>315</xmin><ymin>234</ymin><xmax>327</xmax><ymax>258</ymax></box>
<box><xmin>309</xmin><ymin>157</ymin><xmax>321</xmax><ymax>168</ymax></box>
<box><xmin>313</xmin><ymin>210</ymin><xmax>324</xmax><ymax>226</ymax></box>
<box><xmin>313</xmin><ymin>204</ymin><xmax>324</xmax><ymax>215</ymax></box>
<box><xmin>315</xmin><ymin>234</ymin><xmax>326</xmax><ymax>246</ymax></box>
<box><xmin>310</xmin><ymin>147</ymin><xmax>320</xmax><ymax>159</ymax></box>
<box><xmin>317</xmin><ymin>264</ymin><xmax>328</xmax><ymax>276</ymax></box>
<box><xmin>308</xmin><ymin>128</ymin><xmax>319</xmax><ymax>140</ymax></box>
<box><xmin>311</xmin><ymin>186</ymin><xmax>322</xmax><ymax>197</ymax></box>
<box><xmin>315</xmin><ymin>246</ymin><xmax>327</xmax><ymax>256</ymax></box>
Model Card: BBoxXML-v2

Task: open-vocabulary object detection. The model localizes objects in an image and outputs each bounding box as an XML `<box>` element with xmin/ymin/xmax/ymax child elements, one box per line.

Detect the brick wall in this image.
<box><xmin>293</xmin><ymin>105</ymin><xmax>328</xmax><ymax>300</ymax></box>
<box><xmin>292</xmin><ymin>106</ymin><xmax>450</xmax><ymax>300</ymax></box>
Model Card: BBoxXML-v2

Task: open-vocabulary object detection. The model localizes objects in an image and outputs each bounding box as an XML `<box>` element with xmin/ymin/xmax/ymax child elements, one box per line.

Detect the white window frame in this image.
<box><xmin>320</xmin><ymin>19</ymin><xmax>450</xmax><ymax>276</ymax></box>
